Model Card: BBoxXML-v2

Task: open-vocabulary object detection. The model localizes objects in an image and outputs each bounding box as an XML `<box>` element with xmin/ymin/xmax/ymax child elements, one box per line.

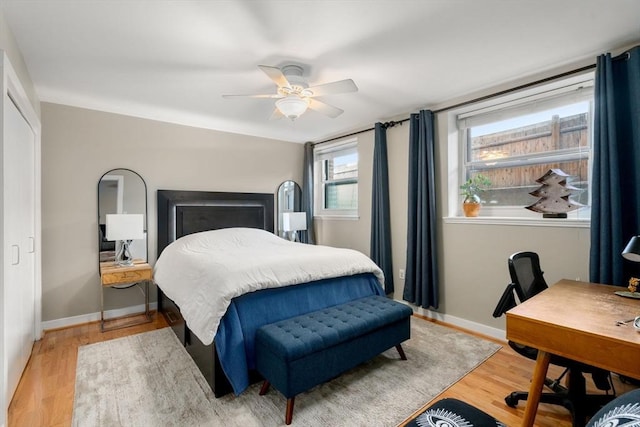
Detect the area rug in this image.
<box><xmin>72</xmin><ymin>319</ymin><xmax>501</xmax><ymax>427</ymax></box>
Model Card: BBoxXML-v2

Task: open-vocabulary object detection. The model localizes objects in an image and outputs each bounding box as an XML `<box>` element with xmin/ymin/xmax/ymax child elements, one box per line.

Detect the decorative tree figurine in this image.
<box><xmin>526</xmin><ymin>169</ymin><xmax>584</xmax><ymax>218</ymax></box>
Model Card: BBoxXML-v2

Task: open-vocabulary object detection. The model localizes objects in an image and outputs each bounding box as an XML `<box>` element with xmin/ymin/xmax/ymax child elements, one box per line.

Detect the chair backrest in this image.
<box><xmin>508</xmin><ymin>251</ymin><xmax>548</xmax><ymax>302</ymax></box>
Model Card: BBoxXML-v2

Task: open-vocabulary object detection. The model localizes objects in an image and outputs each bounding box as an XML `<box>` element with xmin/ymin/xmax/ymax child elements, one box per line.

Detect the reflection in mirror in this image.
<box><xmin>98</xmin><ymin>169</ymin><xmax>148</xmax><ymax>264</ymax></box>
<box><xmin>277</xmin><ymin>180</ymin><xmax>302</xmax><ymax>239</ymax></box>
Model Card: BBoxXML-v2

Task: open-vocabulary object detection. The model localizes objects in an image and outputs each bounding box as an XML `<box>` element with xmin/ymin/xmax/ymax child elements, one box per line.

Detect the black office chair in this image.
<box><xmin>493</xmin><ymin>251</ymin><xmax>615</xmax><ymax>427</ymax></box>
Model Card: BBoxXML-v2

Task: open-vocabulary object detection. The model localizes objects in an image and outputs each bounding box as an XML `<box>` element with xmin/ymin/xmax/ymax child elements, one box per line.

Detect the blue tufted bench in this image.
<box><xmin>255</xmin><ymin>295</ymin><xmax>412</xmax><ymax>424</ymax></box>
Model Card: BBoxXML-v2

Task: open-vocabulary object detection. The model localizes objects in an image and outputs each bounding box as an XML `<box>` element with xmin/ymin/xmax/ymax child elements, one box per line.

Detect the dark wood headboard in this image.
<box><xmin>157</xmin><ymin>190</ymin><xmax>274</xmax><ymax>256</ymax></box>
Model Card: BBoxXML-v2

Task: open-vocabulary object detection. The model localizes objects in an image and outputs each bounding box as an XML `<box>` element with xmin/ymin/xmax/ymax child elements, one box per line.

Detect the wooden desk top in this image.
<box><xmin>506</xmin><ymin>279</ymin><xmax>640</xmax><ymax>380</ymax></box>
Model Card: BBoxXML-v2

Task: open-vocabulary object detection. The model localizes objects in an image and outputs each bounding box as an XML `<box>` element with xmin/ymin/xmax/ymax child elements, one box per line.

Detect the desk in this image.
<box><xmin>506</xmin><ymin>279</ymin><xmax>640</xmax><ymax>427</ymax></box>
<box><xmin>99</xmin><ymin>260</ymin><xmax>153</xmax><ymax>331</ymax></box>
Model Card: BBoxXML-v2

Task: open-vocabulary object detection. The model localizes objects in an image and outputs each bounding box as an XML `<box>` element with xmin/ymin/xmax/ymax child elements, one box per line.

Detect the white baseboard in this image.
<box><xmin>41</xmin><ymin>301</ymin><xmax>506</xmax><ymax>342</ymax></box>
<box><xmin>40</xmin><ymin>303</ymin><xmax>158</xmax><ymax>332</ymax></box>
<box><xmin>412</xmin><ymin>306</ymin><xmax>507</xmax><ymax>342</ymax></box>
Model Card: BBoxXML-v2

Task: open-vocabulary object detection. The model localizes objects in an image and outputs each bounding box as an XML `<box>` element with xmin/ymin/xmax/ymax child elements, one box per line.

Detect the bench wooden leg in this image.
<box><xmin>396</xmin><ymin>344</ymin><xmax>407</xmax><ymax>360</ymax></box>
<box><xmin>259</xmin><ymin>380</ymin><xmax>270</xmax><ymax>395</ymax></box>
<box><xmin>285</xmin><ymin>397</ymin><xmax>295</xmax><ymax>425</ymax></box>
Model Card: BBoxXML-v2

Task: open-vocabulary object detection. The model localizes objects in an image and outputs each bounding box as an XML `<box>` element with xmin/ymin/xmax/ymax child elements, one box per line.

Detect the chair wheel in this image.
<box><xmin>505</xmin><ymin>394</ymin><xmax>519</xmax><ymax>408</ymax></box>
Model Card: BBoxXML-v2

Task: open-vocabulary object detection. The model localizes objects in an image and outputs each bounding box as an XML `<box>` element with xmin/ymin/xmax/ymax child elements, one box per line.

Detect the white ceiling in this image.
<box><xmin>2</xmin><ymin>0</ymin><xmax>639</xmax><ymax>143</ymax></box>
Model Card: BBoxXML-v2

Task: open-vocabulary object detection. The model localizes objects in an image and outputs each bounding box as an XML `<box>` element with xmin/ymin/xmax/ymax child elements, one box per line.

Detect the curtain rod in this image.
<box><xmin>311</xmin><ymin>119</ymin><xmax>408</xmax><ymax>146</ymax></box>
<box><xmin>312</xmin><ymin>62</ymin><xmax>602</xmax><ymax>147</ymax></box>
<box><xmin>430</xmin><ymin>63</ymin><xmax>597</xmax><ymax>114</ymax></box>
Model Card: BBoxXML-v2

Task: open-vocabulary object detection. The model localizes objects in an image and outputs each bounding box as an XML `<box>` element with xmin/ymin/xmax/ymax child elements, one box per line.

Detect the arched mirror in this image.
<box><xmin>98</xmin><ymin>169</ymin><xmax>148</xmax><ymax>264</ymax></box>
<box><xmin>276</xmin><ymin>180</ymin><xmax>302</xmax><ymax>240</ymax></box>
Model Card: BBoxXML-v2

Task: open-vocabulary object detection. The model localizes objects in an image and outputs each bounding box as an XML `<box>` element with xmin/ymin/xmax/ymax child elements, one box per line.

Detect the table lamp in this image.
<box><xmin>106</xmin><ymin>214</ymin><xmax>144</xmax><ymax>266</ymax></box>
<box><xmin>620</xmin><ymin>235</ymin><xmax>640</xmax><ymax>298</ymax></box>
<box><xmin>622</xmin><ymin>235</ymin><xmax>640</xmax><ymax>262</ymax></box>
<box><xmin>282</xmin><ymin>212</ymin><xmax>307</xmax><ymax>242</ymax></box>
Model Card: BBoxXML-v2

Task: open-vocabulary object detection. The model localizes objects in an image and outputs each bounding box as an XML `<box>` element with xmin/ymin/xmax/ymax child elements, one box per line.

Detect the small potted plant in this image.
<box><xmin>460</xmin><ymin>174</ymin><xmax>491</xmax><ymax>217</ymax></box>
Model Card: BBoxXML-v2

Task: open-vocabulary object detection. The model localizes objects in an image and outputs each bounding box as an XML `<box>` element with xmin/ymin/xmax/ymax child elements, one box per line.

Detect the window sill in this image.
<box><xmin>314</xmin><ymin>215</ymin><xmax>360</xmax><ymax>221</ymax></box>
<box><xmin>443</xmin><ymin>216</ymin><xmax>590</xmax><ymax>228</ymax></box>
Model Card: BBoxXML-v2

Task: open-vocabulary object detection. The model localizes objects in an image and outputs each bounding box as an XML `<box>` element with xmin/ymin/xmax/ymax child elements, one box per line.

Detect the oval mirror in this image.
<box><xmin>98</xmin><ymin>169</ymin><xmax>148</xmax><ymax>264</ymax></box>
<box><xmin>276</xmin><ymin>180</ymin><xmax>302</xmax><ymax>240</ymax></box>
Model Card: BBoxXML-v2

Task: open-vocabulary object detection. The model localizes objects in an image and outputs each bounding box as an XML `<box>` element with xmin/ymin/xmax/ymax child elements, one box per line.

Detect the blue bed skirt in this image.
<box><xmin>214</xmin><ymin>272</ymin><xmax>384</xmax><ymax>394</ymax></box>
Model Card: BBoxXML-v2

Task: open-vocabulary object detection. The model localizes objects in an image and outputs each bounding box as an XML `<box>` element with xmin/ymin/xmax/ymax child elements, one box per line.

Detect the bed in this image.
<box><xmin>155</xmin><ymin>190</ymin><xmax>385</xmax><ymax>397</ymax></box>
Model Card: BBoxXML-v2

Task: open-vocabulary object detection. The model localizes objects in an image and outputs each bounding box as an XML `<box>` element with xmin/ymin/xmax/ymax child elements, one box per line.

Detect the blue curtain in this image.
<box><xmin>403</xmin><ymin>110</ymin><xmax>439</xmax><ymax>309</ymax></box>
<box><xmin>370</xmin><ymin>122</ymin><xmax>394</xmax><ymax>295</ymax></box>
<box><xmin>590</xmin><ymin>46</ymin><xmax>640</xmax><ymax>285</ymax></box>
<box><xmin>300</xmin><ymin>142</ymin><xmax>316</xmax><ymax>244</ymax></box>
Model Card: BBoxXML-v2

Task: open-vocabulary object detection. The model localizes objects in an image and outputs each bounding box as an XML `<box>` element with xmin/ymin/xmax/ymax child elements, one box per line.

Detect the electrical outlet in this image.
<box><xmin>399</xmin><ymin>269</ymin><xmax>405</xmax><ymax>280</ymax></box>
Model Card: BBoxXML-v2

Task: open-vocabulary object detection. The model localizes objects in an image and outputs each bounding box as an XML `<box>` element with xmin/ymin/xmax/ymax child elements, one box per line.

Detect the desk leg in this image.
<box><xmin>521</xmin><ymin>350</ymin><xmax>551</xmax><ymax>427</ymax></box>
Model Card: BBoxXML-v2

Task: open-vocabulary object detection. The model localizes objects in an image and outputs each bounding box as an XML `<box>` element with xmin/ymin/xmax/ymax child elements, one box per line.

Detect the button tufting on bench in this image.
<box><xmin>256</xmin><ymin>295</ymin><xmax>412</xmax><ymax>361</ymax></box>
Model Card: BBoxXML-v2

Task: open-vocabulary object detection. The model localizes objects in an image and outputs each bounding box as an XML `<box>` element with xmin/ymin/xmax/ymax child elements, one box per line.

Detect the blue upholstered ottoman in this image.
<box><xmin>255</xmin><ymin>295</ymin><xmax>412</xmax><ymax>424</ymax></box>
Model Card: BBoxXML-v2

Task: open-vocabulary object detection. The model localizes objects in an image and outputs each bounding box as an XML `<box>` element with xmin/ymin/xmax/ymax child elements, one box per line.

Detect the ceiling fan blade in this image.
<box><xmin>222</xmin><ymin>93</ymin><xmax>283</xmax><ymax>99</ymax></box>
<box><xmin>258</xmin><ymin>65</ymin><xmax>291</xmax><ymax>88</ymax></box>
<box><xmin>269</xmin><ymin>108</ymin><xmax>284</xmax><ymax>120</ymax></box>
<box><xmin>308</xmin><ymin>99</ymin><xmax>344</xmax><ymax>118</ymax></box>
<box><xmin>307</xmin><ymin>79</ymin><xmax>358</xmax><ymax>97</ymax></box>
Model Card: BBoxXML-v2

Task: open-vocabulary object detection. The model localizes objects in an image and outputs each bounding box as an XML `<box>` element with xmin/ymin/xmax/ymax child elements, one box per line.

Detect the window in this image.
<box><xmin>314</xmin><ymin>139</ymin><xmax>358</xmax><ymax>217</ymax></box>
<box><xmin>454</xmin><ymin>73</ymin><xmax>594</xmax><ymax>220</ymax></box>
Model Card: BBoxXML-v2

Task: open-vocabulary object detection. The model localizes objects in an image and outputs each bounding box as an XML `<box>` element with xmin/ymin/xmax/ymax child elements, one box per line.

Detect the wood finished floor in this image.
<box><xmin>8</xmin><ymin>314</ymin><xmax>636</xmax><ymax>427</ymax></box>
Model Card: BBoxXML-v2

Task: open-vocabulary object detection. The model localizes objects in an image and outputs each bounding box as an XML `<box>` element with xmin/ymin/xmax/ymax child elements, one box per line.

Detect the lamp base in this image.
<box><xmin>614</xmin><ymin>290</ymin><xmax>640</xmax><ymax>299</ymax></box>
<box><xmin>114</xmin><ymin>239</ymin><xmax>134</xmax><ymax>267</ymax></box>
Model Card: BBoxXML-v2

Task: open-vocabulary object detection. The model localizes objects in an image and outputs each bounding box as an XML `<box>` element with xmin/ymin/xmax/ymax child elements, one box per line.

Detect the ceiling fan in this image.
<box><xmin>223</xmin><ymin>64</ymin><xmax>358</xmax><ymax>121</ymax></box>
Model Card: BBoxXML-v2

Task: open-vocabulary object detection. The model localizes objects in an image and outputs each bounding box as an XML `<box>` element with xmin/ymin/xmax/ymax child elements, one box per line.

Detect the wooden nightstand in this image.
<box><xmin>99</xmin><ymin>259</ymin><xmax>153</xmax><ymax>331</ymax></box>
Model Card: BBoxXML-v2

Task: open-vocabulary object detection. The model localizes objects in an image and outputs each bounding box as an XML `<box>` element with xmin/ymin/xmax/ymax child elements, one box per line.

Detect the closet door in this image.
<box><xmin>3</xmin><ymin>93</ymin><xmax>36</xmax><ymax>411</ymax></box>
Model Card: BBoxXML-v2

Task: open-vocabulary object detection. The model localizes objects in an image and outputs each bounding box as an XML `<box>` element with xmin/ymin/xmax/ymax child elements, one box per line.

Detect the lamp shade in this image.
<box><xmin>622</xmin><ymin>235</ymin><xmax>640</xmax><ymax>262</ymax></box>
<box><xmin>276</xmin><ymin>96</ymin><xmax>309</xmax><ymax>120</ymax></box>
<box><xmin>105</xmin><ymin>214</ymin><xmax>144</xmax><ymax>241</ymax></box>
<box><xmin>282</xmin><ymin>212</ymin><xmax>307</xmax><ymax>232</ymax></box>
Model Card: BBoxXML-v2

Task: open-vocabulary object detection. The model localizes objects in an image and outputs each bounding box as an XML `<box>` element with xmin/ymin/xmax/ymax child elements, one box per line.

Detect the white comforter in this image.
<box><xmin>153</xmin><ymin>227</ymin><xmax>384</xmax><ymax>345</ymax></box>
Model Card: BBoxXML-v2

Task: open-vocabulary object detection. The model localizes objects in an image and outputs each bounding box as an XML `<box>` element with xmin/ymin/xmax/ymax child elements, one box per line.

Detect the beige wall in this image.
<box><xmin>314</xmin><ymin>124</ymin><xmax>412</xmax><ymax>299</ymax></box>
<box><xmin>439</xmin><ymin>222</ymin><xmax>589</xmax><ymax>330</ymax></box>
<box><xmin>0</xmin><ymin>8</ymin><xmax>40</xmax><ymax>117</ymax></box>
<box><xmin>317</xmin><ymin>106</ymin><xmax>591</xmax><ymax>339</ymax></box>
<box><xmin>314</xmin><ymin>132</ymin><xmax>376</xmax><ymax>255</ymax></box>
<box><xmin>41</xmin><ymin>103</ymin><xmax>303</xmax><ymax>321</ymax></box>
<box><xmin>433</xmin><ymin>110</ymin><xmax>590</xmax><ymax>334</ymax></box>
<box><xmin>39</xmin><ymin>78</ymin><xmax>594</xmax><ymax>335</ymax></box>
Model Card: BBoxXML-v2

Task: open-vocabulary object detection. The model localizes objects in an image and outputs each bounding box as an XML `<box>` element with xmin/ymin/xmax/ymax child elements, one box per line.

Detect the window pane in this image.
<box><xmin>466</xmin><ymin>105</ymin><xmax>590</xmax><ymax>208</ymax></box>
<box><xmin>315</xmin><ymin>139</ymin><xmax>359</xmax><ymax>216</ymax></box>
<box><xmin>325</xmin><ymin>181</ymin><xmax>357</xmax><ymax>210</ymax></box>
<box><xmin>469</xmin><ymin>103</ymin><xmax>589</xmax><ymax>161</ymax></box>
<box><xmin>325</xmin><ymin>152</ymin><xmax>358</xmax><ymax>181</ymax></box>
<box><xmin>476</xmin><ymin>159</ymin><xmax>589</xmax><ymax>207</ymax></box>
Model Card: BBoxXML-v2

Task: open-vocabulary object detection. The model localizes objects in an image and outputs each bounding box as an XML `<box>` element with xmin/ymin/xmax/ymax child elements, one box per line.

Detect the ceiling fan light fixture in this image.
<box><xmin>224</xmin><ymin>64</ymin><xmax>356</xmax><ymax>120</ymax></box>
<box><xmin>275</xmin><ymin>95</ymin><xmax>310</xmax><ymax>120</ymax></box>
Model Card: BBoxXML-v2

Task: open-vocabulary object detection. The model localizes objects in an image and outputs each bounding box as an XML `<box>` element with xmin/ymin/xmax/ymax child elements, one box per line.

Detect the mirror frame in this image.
<box><xmin>97</xmin><ymin>168</ymin><xmax>148</xmax><ymax>265</ymax></box>
<box><xmin>276</xmin><ymin>180</ymin><xmax>302</xmax><ymax>239</ymax></box>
